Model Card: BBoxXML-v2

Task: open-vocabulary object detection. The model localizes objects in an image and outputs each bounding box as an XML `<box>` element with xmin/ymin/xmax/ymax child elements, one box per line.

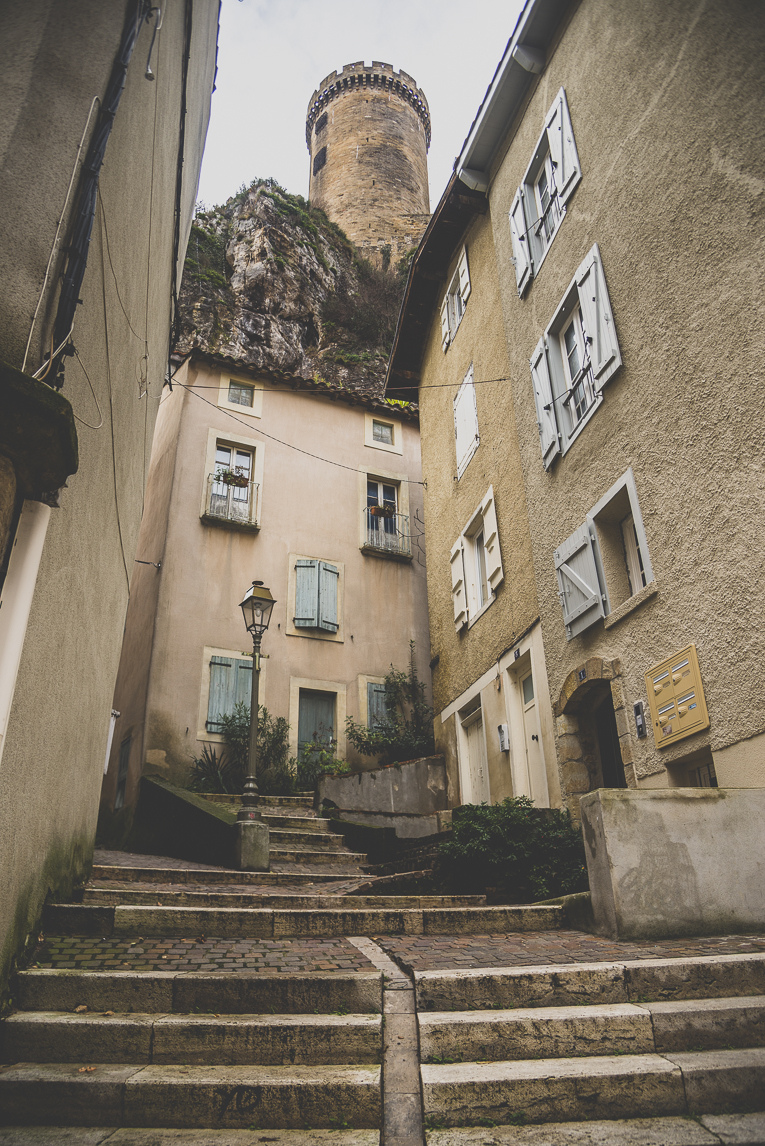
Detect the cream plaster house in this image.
<box><xmin>387</xmin><ymin>0</ymin><xmax>765</xmax><ymax>813</ymax></box>
<box><xmin>101</xmin><ymin>353</ymin><xmax>430</xmax><ymax>813</ymax></box>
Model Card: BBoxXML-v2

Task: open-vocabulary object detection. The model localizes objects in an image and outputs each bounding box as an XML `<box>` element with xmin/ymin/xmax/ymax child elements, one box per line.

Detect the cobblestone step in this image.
<box><xmin>420</xmin><ymin>1048</ymin><xmax>765</xmax><ymax>1128</ymax></box>
<box><xmin>1</xmin><ymin>1011</ymin><xmax>382</xmax><ymax>1066</ymax></box>
<box><xmin>419</xmin><ymin>996</ymin><xmax>765</xmax><ymax>1063</ymax></box>
<box><xmin>0</xmin><ymin>1062</ymin><xmax>381</xmax><ymax>1130</ymax></box>
<box><xmin>0</xmin><ymin>1131</ymin><xmax>378</xmax><ymax>1145</ymax></box>
<box><xmin>424</xmin><ymin>1112</ymin><xmax>765</xmax><ymax>1145</ymax></box>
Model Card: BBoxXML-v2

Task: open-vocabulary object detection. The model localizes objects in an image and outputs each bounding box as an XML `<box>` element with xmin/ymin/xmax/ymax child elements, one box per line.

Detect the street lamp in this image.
<box><xmin>235</xmin><ymin>580</ymin><xmax>275</xmax><ymax>871</ymax></box>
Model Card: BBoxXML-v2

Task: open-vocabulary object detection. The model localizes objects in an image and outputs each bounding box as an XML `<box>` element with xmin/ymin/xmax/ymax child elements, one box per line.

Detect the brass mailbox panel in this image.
<box><xmin>644</xmin><ymin>643</ymin><xmax>710</xmax><ymax>748</ymax></box>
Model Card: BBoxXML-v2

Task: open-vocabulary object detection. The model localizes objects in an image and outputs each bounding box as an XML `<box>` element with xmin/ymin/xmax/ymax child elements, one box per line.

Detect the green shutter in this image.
<box><xmin>367</xmin><ymin>682</ymin><xmax>388</xmax><ymax>728</ymax></box>
<box><xmin>318</xmin><ymin>562</ymin><xmax>339</xmax><ymax>632</ymax></box>
<box><xmin>234</xmin><ymin>657</ymin><xmax>252</xmax><ymax>709</ymax></box>
<box><xmin>295</xmin><ymin>560</ymin><xmax>319</xmax><ymax>627</ymax></box>
<box><xmin>207</xmin><ymin>657</ymin><xmax>234</xmax><ymax>732</ymax></box>
<box><xmin>298</xmin><ymin>689</ymin><xmax>335</xmax><ymax>757</ymax></box>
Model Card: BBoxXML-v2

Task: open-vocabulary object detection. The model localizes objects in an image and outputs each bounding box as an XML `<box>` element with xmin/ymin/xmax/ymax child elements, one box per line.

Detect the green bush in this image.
<box><xmin>345</xmin><ymin>642</ymin><xmax>434</xmax><ymax>766</ymax></box>
<box><xmin>190</xmin><ymin>702</ymin><xmax>292</xmax><ymax>794</ymax></box>
<box><xmin>294</xmin><ymin>739</ymin><xmax>351</xmax><ymax>789</ymax></box>
<box><xmin>187</xmin><ymin>745</ymin><xmax>238</xmax><ymax>794</ymax></box>
<box><xmin>434</xmin><ymin>797</ymin><xmax>588</xmax><ymax>903</ymax></box>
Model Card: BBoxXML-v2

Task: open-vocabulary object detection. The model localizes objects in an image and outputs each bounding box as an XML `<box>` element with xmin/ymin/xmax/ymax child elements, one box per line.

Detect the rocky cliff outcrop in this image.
<box><xmin>175</xmin><ymin>179</ymin><xmax>414</xmax><ymax>402</ymax></box>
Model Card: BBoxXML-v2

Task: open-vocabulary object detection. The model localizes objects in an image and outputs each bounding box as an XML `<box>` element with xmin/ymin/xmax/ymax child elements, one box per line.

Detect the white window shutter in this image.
<box><xmin>530</xmin><ymin>337</ymin><xmax>560</xmax><ymax>469</ymax></box>
<box><xmin>457</xmin><ymin>246</ymin><xmax>471</xmax><ymax>302</ymax></box>
<box><xmin>509</xmin><ymin>188</ymin><xmax>532</xmax><ymax>294</ymax></box>
<box><xmin>554</xmin><ymin>523</ymin><xmax>605</xmax><ymax>641</ymax></box>
<box><xmin>480</xmin><ymin>486</ymin><xmax>504</xmax><ymax>590</ymax></box>
<box><xmin>318</xmin><ymin>561</ymin><xmax>339</xmax><ymax>632</ymax></box>
<box><xmin>576</xmin><ymin>244</ymin><xmax>621</xmax><ymax>390</ymax></box>
<box><xmin>546</xmin><ymin>88</ymin><xmax>581</xmax><ymax>206</ymax></box>
<box><xmin>440</xmin><ymin>295</ymin><xmax>451</xmax><ymax>352</ymax></box>
<box><xmin>294</xmin><ymin>559</ymin><xmax>319</xmax><ymax>627</ymax></box>
<box><xmin>454</xmin><ymin>370</ymin><xmax>479</xmax><ymax>478</ymax></box>
<box><xmin>449</xmin><ymin>538</ymin><xmax>468</xmax><ymax>631</ymax></box>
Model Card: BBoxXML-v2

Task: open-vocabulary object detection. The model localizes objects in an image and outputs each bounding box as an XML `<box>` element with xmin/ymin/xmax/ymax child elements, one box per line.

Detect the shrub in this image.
<box><xmin>257</xmin><ymin>762</ymin><xmax>297</xmax><ymax>797</ymax></box>
<box><xmin>345</xmin><ymin>642</ymin><xmax>434</xmax><ymax>766</ymax></box>
<box><xmin>433</xmin><ymin>796</ymin><xmax>588</xmax><ymax>902</ymax></box>
<box><xmin>295</xmin><ymin>738</ymin><xmax>351</xmax><ymax>790</ymax></box>
<box><xmin>187</xmin><ymin>744</ymin><xmax>239</xmax><ymax>794</ymax></box>
<box><xmin>203</xmin><ymin>702</ymin><xmax>292</xmax><ymax>794</ymax></box>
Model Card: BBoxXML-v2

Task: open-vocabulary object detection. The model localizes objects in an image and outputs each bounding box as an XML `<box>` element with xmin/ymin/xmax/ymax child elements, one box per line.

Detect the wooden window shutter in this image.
<box><xmin>546</xmin><ymin>88</ymin><xmax>581</xmax><ymax>207</ymax></box>
<box><xmin>367</xmin><ymin>682</ymin><xmax>388</xmax><ymax>728</ymax></box>
<box><xmin>294</xmin><ymin>559</ymin><xmax>319</xmax><ymax>627</ymax></box>
<box><xmin>457</xmin><ymin>246</ymin><xmax>471</xmax><ymax>302</ymax></box>
<box><xmin>207</xmin><ymin>656</ymin><xmax>234</xmax><ymax>732</ymax></box>
<box><xmin>449</xmin><ymin>538</ymin><xmax>468</xmax><ymax>631</ymax></box>
<box><xmin>554</xmin><ymin>522</ymin><xmax>606</xmax><ymax>641</ymax></box>
<box><xmin>509</xmin><ymin>188</ymin><xmax>532</xmax><ymax>294</ymax></box>
<box><xmin>318</xmin><ymin>561</ymin><xmax>339</xmax><ymax>632</ymax></box>
<box><xmin>576</xmin><ymin>244</ymin><xmax>621</xmax><ymax>390</ymax></box>
<box><xmin>440</xmin><ymin>294</ymin><xmax>451</xmax><ymax>351</ymax></box>
<box><xmin>454</xmin><ymin>370</ymin><xmax>479</xmax><ymax>478</ymax></box>
<box><xmin>530</xmin><ymin>337</ymin><xmax>560</xmax><ymax>469</ymax></box>
<box><xmin>234</xmin><ymin>657</ymin><xmax>252</xmax><ymax>708</ymax></box>
<box><xmin>479</xmin><ymin>486</ymin><xmax>504</xmax><ymax>591</ymax></box>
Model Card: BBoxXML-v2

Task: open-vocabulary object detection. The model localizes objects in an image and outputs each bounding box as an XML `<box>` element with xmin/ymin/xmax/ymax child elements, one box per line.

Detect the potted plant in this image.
<box><xmin>370</xmin><ymin>503</ymin><xmax>395</xmax><ymax>519</ymax></box>
<box><xmin>215</xmin><ymin>467</ymin><xmax>249</xmax><ymax>488</ymax></box>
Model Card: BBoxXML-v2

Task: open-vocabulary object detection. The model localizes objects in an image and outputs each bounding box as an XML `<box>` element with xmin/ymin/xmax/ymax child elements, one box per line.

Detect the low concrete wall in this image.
<box><xmin>319</xmin><ymin>756</ymin><xmax>447</xmax><ymax>838</ymax></box>
<box><xmin>580</xmin><ymin>788</ymin><xmax>765</xmax><ymax>940</ymax></box>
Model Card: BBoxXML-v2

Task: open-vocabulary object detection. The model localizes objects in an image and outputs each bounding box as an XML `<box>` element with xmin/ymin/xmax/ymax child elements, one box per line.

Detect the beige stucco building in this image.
<box><xmin>388</xmin><ymin>0</ymin><xmax>765</xmax><ymax>814</ymax></box>
<box><xmin>0</xmin><ymin>0</ymin><xmax>218</xmax><ymax>997</ymax></box>
<box><xmin>101</xmin><ymin>353</ymin><xmax>430</xmax><ymax>814</ymax></box>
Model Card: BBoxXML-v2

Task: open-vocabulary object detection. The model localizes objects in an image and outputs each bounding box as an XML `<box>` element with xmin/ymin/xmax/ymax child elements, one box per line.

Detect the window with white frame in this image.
<box><xmin>509</xmin><ymin>88</ymin><xmax>581</xmax><ymax>295</ymax></box>
<box><xmin>530</xmin><ymin>243</ymin><xmax>621</xmax><ymax>469</ymax></box>
<box><xmin>372</xmin><ymin>420</ymin><xmax>393</xmax><ymax>445</ymax></box>
<box><xmin>554</xmin><ymin>470</ymin><xmax>654</xmax><ymax>641</ymax></box>
<box><xmin>454</xmin><ymin>364</ymin><xmax>479</xmax><ymax>478</ymax></box>
<box><xmin>228</xmin><ymin>380</ymin><xmax>255</xmax><ymax>407</ymax></box>
<box><xmin>206</xmin><ymin>443</ymin><xmax>258</xmax><ymax>527</ymax></box>
<box><xmin>449</xmin><ymin>486</ymin><xmax>504</xmax><ymax>631</ymax></box>
<box><xmin>360</xmin><ymin>469</ymin><xmax>411</xmax><ymax>559</ymax></box>
<box><xmin>440</xmin><ymin>247</ymin><xmax>471</xmax><ymax>350</ymax></box>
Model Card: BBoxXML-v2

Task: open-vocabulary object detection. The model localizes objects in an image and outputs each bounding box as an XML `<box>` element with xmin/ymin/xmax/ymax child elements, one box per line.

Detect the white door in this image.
<box><xmin>462</xmin><ymin>708</ymin><xmax>490</xmax><ymax>804</ymax></box>
<box><xmin>521</xmin><ymin>671</ymin><xmax>549</xmax><ymax>806</ymax></box>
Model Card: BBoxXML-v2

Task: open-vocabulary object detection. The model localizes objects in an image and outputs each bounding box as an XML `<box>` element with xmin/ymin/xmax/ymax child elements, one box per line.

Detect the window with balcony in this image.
<box><xmin>362</xmin><ymin>477</ymin><xmax>412</xmax><ymax>560</ymax></box>
<box><xmin>204</xmin><ymin>444</ymin><xmax>259</xmax><ymax>529</ymax></box>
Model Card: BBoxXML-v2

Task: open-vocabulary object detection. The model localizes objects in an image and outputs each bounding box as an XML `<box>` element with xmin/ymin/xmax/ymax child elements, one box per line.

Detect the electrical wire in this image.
<box><xmin>71</xmin><ymin>347</ymin><xmax>104</xmax><ymax>429</ymax></box>
<box><xmin>173</xmin><ymin>379</ymin><xmax>426</xmax><ymax>485</ymax></box>
<box><xmin>22</xmin><ymin>96</ymin><xmax>100</xmax><ymax>376</ymax></box>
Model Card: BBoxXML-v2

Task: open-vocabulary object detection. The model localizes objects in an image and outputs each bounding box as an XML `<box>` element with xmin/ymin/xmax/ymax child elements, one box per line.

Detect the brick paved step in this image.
<box><xmin>419</xmin><ymin>996</ymin><xmax>765</xmax><ymax>1063</ymax></box>
<box><xmin>2</xmin><ymin>1011</ymin><xmax>382</xmax><ymax>1066</ymax></box>
<box><xmin>43</xmin><ymin>903</ymin><xmax>564</xmax><ymax>939</ymax></box>
<box><xmin>424</xmin><ymin>1112</ymin><xmax>765</xmax><ymax>1145</ymax></box>
<box><xmin>268</xmin><ymin>849</ymin><xmax>367</xmax><ymax>866</ymax></box>
<box><xmin>82</xmin><ymin>889</ymin><xmax>487</xmax><ymax>909</ymax></box>
<box><xmin>16</xmin><ymin>970</ymin><xmax>383</xmax><ymax>1015</ymax></box>
<box><xmin>420</xmin><ymin>1048</ymin><xmax>765</xmax><ymax>1128</ymax></box>
<box><xmin>91</xmin><ymin>866</ymin><xmax>355</xmax><ymax>885</ymax></box>
<box><xmin>414</xmin><ymin>952</ymin><xmax>765</xmax><ymax>1011</ymax></box>
<box><xmin>0</xmin><ymin>1061</ymin><xmax>381</xmax><ymax>1129</ymax></box>
<box><xmin>0</xmin><ymin>1130</ymin><xmax>379</xmax><ymax>1145</ymax></box>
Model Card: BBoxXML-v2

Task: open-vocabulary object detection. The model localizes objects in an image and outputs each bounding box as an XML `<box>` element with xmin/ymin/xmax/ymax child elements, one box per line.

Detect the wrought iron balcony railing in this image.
<box><xmin>362</xmin><ymin>506</ymin><xmax>412</xmax><ymax>558</ymax></box>
<box><xmin>562</xmin><ymin>359</ymin><xmax>597</xmax><ymax>428</ymax></box>
<box><xmin>204</xmin><ymin>473</ymin><xmax>260</xmax><ymax>529</ymax></box>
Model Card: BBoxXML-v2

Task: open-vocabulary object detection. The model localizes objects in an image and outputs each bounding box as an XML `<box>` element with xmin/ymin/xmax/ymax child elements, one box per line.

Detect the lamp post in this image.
<box><xmin>235</xmin><ymin>580</ymin><xmax>275</xmax><ymax>871</ymax></box>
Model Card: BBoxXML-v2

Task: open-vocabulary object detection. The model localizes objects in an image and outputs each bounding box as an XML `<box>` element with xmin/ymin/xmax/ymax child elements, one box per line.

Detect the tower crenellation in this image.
<box><xmin>306</xmin><ymin>61</ymin><xmax>431</xmax><ymax>265</ymax></box>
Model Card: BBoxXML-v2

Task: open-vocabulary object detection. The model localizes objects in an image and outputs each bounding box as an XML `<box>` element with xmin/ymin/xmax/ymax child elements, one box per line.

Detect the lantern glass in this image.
<box><xmin>240</xmin><ymin>582</ymin><xmax>275</xmax><ymax>637</ymax></box>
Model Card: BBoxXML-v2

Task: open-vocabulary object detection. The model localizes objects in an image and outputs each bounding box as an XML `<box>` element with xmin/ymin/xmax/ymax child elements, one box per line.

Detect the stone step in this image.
<box><xmin>90</xmin><ymin>866</ymin><xmax>352</xmax><ymax>886</ymax></box>
<box><xmin>199</xmin><ymin>794</ymin><xmax>315</xmax><ymax>808</ymax></box>
<box><xmin>267</xmin><ymin>849</ymin><xmax>367</xmax><ymax>866</ymax></box>
<box><xmin>0</xmin><ymin>1130</ymin><xmax>379</xmax><ymax>1145</ymax></box>
<box><xmin>415</xmin><ymin>952</ymin><xmax>765</xmax><ymax>1012</ymax></box>
<box><xmin>267</xmin><ymin>830</ymin><xmax>346</xmax><ymax>848</ymax></box>
<box><xmin>1</xmin><ymin>1011</ymin><xmax>381</xmax><ymax>1066</ymax></box>
<box><xmin>424</xmin><ymin>1113</ymin><xmax>765</xmax><ymax>1145</ymax></box>
<box><xmin>43</xmin><ymin>902</ymin><xmax>564</xmax><ymax>939</ymax></box>
<box><xmin>0</xmin><ymin>1062</ymin><xmax>381</xmax><ymax>1129</ymax></box>
<box><xmin>16</xmin><ymin>970</ymin><xmax>383</xmax><ymax>1015</ymax></box>
<box><xmin>82</xmin><ymin>889</ymin><xmax>487</xmax><ymax>910</ymax></box>
<box><xmin>421</xmin><ymin>1047</ymin><xmax>765</xmax><ymax>1128</ymax></box>
<box><xmin>419</xmin><ymin>996</ymin><xmax>765</xmax><ymax>1063</ymax></box>
<box><xmin>261</xmin><ymin>815</ymin><xmax>332</xmax><ymax>832</ymax></box>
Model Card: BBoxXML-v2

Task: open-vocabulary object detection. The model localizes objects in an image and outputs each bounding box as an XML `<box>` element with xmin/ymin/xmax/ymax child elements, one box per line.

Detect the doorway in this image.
<box><xmin>298</xmin><ymin>688</ymin><xmax>335</xmax><ymax>758</ymax></box>
<box><xmin>460</xmin><ymin>700</ymin><xmax>490</xmax><ymax>804</ymax></box>
<box><xmin>594</xmin><ymin>692</ymin><xmax>627</xmax><ymax>788</ymax></box>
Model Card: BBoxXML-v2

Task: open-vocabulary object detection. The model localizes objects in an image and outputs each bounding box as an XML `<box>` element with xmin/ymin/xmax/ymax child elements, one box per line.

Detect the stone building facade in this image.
<box><xmin>306</xmin><ymin>62</ymin><xmax>431</xmax><ymax>264</ymax></box>
<box><xmin>387</xmin><ymin>0</ymin><xmax>765</xmax><ymax>814</ymax></box>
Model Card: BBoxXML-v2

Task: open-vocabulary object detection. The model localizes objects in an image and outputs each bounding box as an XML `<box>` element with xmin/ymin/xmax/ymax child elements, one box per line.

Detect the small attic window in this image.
<box><xmin>315</xmin><ymin>113</ymin><xmax>328</xmax><ymax>135</ymax></box>
<box><xmin>313</xmin><ymin>147</ymin><xmax>327</xmax><ymax>176</ymax></box>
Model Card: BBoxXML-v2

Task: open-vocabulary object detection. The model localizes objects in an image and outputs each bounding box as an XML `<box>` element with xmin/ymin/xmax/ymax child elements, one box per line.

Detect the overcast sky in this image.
<box><xmin>196</xmin><ymin>0</ymin><xmax>526</xmax><ymax>212</ymax></box>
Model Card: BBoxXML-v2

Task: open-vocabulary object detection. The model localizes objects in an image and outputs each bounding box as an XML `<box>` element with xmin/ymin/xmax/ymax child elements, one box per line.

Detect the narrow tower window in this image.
<box><xmin>313</xmin><ymin>147</ymin><xmax>327</xmax><ymax>175</ymax></box>
<box><xmin>315</xmin><ymin>112</ymin><xmax>328</xmax><ymax>135</ymax></box>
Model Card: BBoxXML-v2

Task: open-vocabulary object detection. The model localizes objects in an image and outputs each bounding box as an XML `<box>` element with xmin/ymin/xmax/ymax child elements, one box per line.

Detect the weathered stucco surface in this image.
<box><xmin>581</xmin><ymin>788</ymin><xmax>765</xmax><ymax>939</ymax></box>
<box><xmin>319</xmin><ymin>755</ymin><xmax>447</xmax><ymax>816</ymax></box>
<box><xmin>487</xmin><ymin>0</ymin><xmax>765</xmax><ymax>787</ymax></box>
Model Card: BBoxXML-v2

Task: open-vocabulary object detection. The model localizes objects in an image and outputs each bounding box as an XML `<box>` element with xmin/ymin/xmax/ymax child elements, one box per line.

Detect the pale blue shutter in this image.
<box><xmin>554</xmin><ymin>523</ymin><xmax>606</xmax><ymax>641</ymax></box>
<box><xmin>298</xmin><ymin>689</ymin><xmax>335</xmax><ymax>756</ymax></box>
<box><xmin>234</xmin><ymin>657</ymin><xmax>252</xmax><ymax>709</ymax></box>
<box><xmin>295</xmin><ymin>560</ymin><xmax>319</xmax><ymax>627</ymax></box>
<box><xmin>318</xmin><ymin>562</ymin><xmax>339</xmax><ymax>632</ymax></box>
<box><xmin>207</xmin><ymin>656</ymin><xmax>234</xmax><ymax>732</ymax></box>
<box><xmin>367</xmin><ymin>682</ymin><xmax>388</xmax><ymax>728</ymax></box>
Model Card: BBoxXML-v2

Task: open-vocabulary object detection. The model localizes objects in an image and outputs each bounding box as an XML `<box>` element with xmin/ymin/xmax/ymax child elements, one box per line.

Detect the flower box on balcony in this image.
<box><xmin>215</xmin><ymin>468</ymin><xmax>250</xmax><ymax>488</ymax></box>
<box><xmin>370</xmin><ymin>504</ymin><xmax>396</xmax><ymax>519</ymax></box>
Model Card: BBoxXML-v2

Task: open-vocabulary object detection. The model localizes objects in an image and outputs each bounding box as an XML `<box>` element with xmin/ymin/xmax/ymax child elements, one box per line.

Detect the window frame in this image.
<box><xmin>286</xmin><ymin>553</ymin><xmax>344</xmax><ymax>643</ymax></box>
<box><xmin>509</xmin><ymin>87</ymin><xmax>582</xmax><ymax>295</ymax></box>
<box><xmin>450</xmin><ymin>486</ymin><xmax>504</xmax><ymax>632</ymax></box>
<box><xmin>364</xmin><ymin>411</ymin><xmax>402</xmax><ymax>455</ymax></box>
<box><xmin>358</xmin><ymin>466</ymin><xmax>412</xmax><ymax>561</ymax></box>
<box><xmin>201</xmin><ymin>427</ymin><xmax>264</xmax><ymax>530</ymax></box>
<box><xmin>197</xmin><ymin>645</ymin><xmax>263</xmax><ymax>743</ymax></box>
<box><xmin>440</xmin><ymin>246</ymin><xmax>471</xmax><ymax>351</ymax></box>
<box><xmin>288</xmin><ymin>675</ymin><xmax>346</xmax><ymax>761</ymax></box>
<box><xmin>216</xmin><ymin>372</ymin><xmax>263</xmax><ymax>419</ymax></box>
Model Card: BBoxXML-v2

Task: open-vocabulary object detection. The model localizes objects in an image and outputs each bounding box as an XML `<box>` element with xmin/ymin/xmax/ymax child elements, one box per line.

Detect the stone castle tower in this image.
<box><xmin>306</xmin><ymin>61</ymin><xmax>431</xmax><ymax>265</ymax></box>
